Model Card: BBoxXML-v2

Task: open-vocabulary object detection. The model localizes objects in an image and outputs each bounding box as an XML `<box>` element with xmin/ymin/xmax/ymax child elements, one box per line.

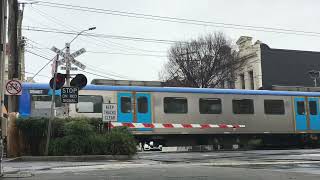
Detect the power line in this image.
<box><xmin>25</xmin><ymin>49</ymin><xmax>129</xmax><ymax>80</ymax></box>
<box><xmin>78</xmin><ymin>69</ymin><xmax>114</xmax><ymax>80</ymax></box>
<box><xmin>25</xmin><ymin>46</ymin><xmax>167</xmax><ymax>58</ymax></box>
<box><xmin>22</xmin><ymin>26</ymin><xmax>181</xmax><ymax>44</ymax></box>
<box><xmin>28</xmin><ymin>6</ymin><xmax>165</xmax><ymax>53</ymax></box>
<box><xmin>24</xmin><ymin>71</ymin><xmax>51</xmax><ymax>78</ymax></box>
<box><xmin>25</xmin><ymin>41</ymin><xmax>133</xmax><ymax>79</ymax></box>
<box><xmin>25</xmin><ymin>50</ymin><xmax>56</xmax><ymax>80</ymax></box>
<box><xmin>24</xmin><ymin>38</ymin><xmax>134</xmax><ymax>78</ymax></box>
<box><xmin>81</xmin><ymin>50</ymin><xmax>167</xmax><ymax>57</ymax></box>
<box><xmin>30</xmin><ymin>0</ymin><xmax>320</xmax><ymax>37</ymax></box>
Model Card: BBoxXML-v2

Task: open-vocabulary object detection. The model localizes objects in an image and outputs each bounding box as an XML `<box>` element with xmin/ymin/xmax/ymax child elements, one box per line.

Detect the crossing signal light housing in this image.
<box><xmin>49</xmin><ymin>73</ymin><xmax>66</xmax><ymax>90</ymax></box>
<box><xmin>71</xmin><ymin>74</ymin><xmax>87</xmax><ymax>89</ymax></box>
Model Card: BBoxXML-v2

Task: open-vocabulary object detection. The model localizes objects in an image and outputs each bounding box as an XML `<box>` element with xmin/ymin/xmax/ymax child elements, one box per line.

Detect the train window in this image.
<box><xmin>297</xmin><ymin>101</ymin><xmax>305</xmax><ymax>115</ymax></box>
<box><xmin>31</xmin><ymin>95</ymin><xmax>62</xmax><ymax>109</ymax></box>
<box><xmin>309</xmin><ymin>101</ymin><xmax>317</xmax><ymax>115</ymax></box>
<box><xmin>232</xmin><ymin>99</ymin><xmax>254</xmax><ymax>114</ymax></box>
<box><xmin>164</xmin><ymin>97</ymin><xmax>188</xmax><ymax>114</ymax></box>
<box><xmin>121</xmin><ymin>97</ymin><xmax>132</xmax><ymax>113</ymax></box>
<box><xmin>76</xmin><ymin>95</ymin><xmax>102</xmax><ymax>113</ymax></box>
<box><xmin>137</xmin><ymin>97</ymin><xmax>148</xmax><ymax>113</ymax></box>
<box><xmin>264</xmin><ymin>100</ymin><xmax>285</xmax><ymax>115</ymax></box>
<box><xmin>199</xmin><ymin>98</ymin><xmax>222</xmax><ymax>114</ymax></box>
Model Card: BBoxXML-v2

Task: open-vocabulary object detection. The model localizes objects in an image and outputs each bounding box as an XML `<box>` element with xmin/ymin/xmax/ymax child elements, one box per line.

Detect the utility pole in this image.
<box><xmin>0</xmin><ymin>0</ymin><xmax>7</xmax><ymax>117</ymax></box>
<box><xmin>17</xmin><ymin>3</ymin><xmax>24</xmax><ymax>81</ymax></box>
<box><xmin>8</xmin><ymin>0</ymin><xmax>19</xmax><ymax>113</ymax></box>
<box><xmin>0</xmin><ymin>0</ymin><xmax>8</xmax><ymax>176</ymax></box>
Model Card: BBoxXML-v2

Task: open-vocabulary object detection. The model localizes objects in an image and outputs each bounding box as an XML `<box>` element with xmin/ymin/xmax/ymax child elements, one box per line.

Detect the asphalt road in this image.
<box><xmin>2</xmin><ymin>149</ymin><xmax>320</xmax><ymax>180</ymax></box>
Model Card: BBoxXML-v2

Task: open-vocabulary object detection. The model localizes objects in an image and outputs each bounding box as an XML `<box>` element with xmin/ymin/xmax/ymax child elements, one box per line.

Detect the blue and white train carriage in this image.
<box><xmin>18</xmin><ymin>83</ymin><xmax>320</xmax><ymax>147</ymax></box>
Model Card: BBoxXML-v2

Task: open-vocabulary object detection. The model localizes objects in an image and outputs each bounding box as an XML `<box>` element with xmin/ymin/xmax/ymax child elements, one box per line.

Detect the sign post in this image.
<box><xmin>61</xmin><ymin>87</ymin><xmax>79</xmax><ymax>104</ymax></box>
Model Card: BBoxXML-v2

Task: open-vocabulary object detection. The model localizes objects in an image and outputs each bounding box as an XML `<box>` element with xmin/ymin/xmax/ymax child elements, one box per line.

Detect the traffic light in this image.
<box><xmin>49</xmin><ymin>73</ymin><xmax>66</xmax><ymax>90</ymax></box>
<box><xmin>70</xmin><ymin>74</ymin><xmax>87</xmax><ymax>89</ymax></box>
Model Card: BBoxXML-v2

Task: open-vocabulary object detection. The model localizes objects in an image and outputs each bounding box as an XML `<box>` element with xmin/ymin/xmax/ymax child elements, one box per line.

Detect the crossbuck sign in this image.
<box><xmin>51</xmin><ymin>46</ymin><xmax>86</xmax><ymax>70</ymax></box>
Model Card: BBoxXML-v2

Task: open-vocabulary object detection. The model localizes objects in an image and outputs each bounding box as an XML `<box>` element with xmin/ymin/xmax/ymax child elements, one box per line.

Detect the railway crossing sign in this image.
<box><xmin>5</xmin><ymin>80</ymin><xmax>22</xmax><ymax>96</ymax></box>
<box><xmin>102</xmin><ymin>103</ymin><xmax>117</xmax><ymax>122</ymax></box>
<box><xmin>51</xmin><ymin>46</ymin><xmax>86</xmax><ymax>70</ymax></box>
<box><xmin>61</xmin><ymin>87</ymin><xmax>79</xmax><ymax>103</ymax></box>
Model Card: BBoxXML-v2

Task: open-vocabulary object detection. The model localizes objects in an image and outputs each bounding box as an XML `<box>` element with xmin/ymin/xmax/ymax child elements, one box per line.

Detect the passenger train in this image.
<box><xmin>17</xmin><ymin>83</ymin><xmax>320</xmax><ymax>148</ymax></box>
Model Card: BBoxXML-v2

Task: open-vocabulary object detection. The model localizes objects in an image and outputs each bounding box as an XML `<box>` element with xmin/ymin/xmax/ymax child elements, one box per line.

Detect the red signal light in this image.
<box><xmin>49</xmin><ymin>73</ymin><xmax>66</xmax><ymax>90</ymax></box>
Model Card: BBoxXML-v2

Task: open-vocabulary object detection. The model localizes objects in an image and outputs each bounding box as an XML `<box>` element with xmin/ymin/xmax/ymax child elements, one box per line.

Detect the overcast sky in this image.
<box><xmin>22</xmin><ymin>0</ymin><xmax>320</xmax><ymax>83</ymax></box>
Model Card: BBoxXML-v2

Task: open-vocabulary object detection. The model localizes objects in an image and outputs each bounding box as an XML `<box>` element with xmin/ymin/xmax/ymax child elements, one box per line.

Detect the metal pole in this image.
<box><xmin>44</xmin><ymin>55</ymin><xmax>59</xmax><ymax>156</ymax></box>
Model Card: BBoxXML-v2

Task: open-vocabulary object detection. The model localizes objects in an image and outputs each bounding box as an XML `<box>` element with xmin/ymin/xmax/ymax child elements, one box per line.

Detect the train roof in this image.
<box><xmin>22</xmin><ymin>83</ymin><xmax>320</xmax><ymax>97</ymax></box>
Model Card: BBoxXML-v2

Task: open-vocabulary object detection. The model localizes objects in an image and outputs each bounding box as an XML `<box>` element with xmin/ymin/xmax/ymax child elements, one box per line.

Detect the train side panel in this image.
<box><xmin>152</xmin><ymin>92</ymin><xmax>295</xmax><ymax>134</ymax></box>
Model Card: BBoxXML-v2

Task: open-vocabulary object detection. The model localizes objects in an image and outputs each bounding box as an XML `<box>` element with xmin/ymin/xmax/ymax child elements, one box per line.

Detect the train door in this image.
<box><xmin>136</xmin><ymin>93</ymin><xmax>152</xmax><ymax>124</ymax></box>
<box><xmin>117</xmin><ymin>92</ymin><xmax>133</xmax><ymax>122</ymax></box>
<box><xmin>308</xmin><ymin>98</ymin><xmax>320</xmax><ymax>130</ymax></box>
<box><xmin>117</xmin><ymin>92</ymin><xmax>152</xmax><ymax>125</ymax></box>
<box><xmin>294</xmin><ymin>97</ymin><xmax>307</xmax><ymax>131</ymax></box>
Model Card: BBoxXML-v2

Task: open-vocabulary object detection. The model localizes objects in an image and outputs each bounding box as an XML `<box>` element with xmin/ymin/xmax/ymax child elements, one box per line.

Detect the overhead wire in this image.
<box><xmin>25</xmin><ymin>49</ymin><xmax>126</xmax><ymax>80</ymax></box>
<box><xmin>29</xmin><ymin>6</ymin><xmax>167</xmax><ymax>52</ymax></box>
<box><xmin>25</xmin><ymin>41</ymin><xmax>167</xmax><ymax>58</ymax></box>
<box><xmin>22</xmin><ymin>26</ymin><xmax>180</xmax><ymax>44</ymax></box>
<box><xmin>25</xmin><ymin>38</ymin><xmax>133</xmax><ymax>79</ymax></box>
<box><xmin>30</xmin><ymin>0</ymin><xmax>320</xmax><ymax>37</ymax></box>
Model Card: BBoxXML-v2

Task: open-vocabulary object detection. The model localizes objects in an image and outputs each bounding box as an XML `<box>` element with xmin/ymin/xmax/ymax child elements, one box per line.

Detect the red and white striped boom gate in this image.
<box><xmin>109</xmin><ymin>122</ymin><xmax>245</xmax><ymax>129</ymax></box>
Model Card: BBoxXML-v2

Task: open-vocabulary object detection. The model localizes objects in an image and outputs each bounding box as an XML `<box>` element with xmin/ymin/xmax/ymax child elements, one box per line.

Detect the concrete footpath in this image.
<box><xmin>4</xmin><ymin>154</ymin><xmax>134</xmax><ymax>162</ymax></box>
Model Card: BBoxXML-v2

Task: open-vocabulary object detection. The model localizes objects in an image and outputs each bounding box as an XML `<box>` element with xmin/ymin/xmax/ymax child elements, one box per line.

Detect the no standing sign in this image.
<box><xmin>5</xmin><ymin>80</ymin><xmax>22</xmax><ymax>96</ymax></box>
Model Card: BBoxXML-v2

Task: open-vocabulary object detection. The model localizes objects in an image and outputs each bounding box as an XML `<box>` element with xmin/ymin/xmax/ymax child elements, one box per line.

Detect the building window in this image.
<box><xmin>228</xmin><ymin>80</ymin><xmax>235</xmax><ymax>89</ymax></box>
<box><xmin>120</xmin><ymin>97</ymin><xmax>132</xmax><ymax>113</ymax></box>
<box><xmin>309</xmin><ymin>101</ymin><xmax>317</xmax><ymax>115</ymax></box>
<box><xmin>137</xmin><ymin>96</ymin><xmax>148</xmax><ymax>113</ymax></box>
<box><xmin>264</xmin><ymin>100</ymin><xmax>285</xmax><ymax>114</ymax></box>
<box><xmin>199</xmin><ymin>98</ymin><xmax>222</xmax><ymax>114</ymax></box>
<box><xmin>220</xmin><ymin>80</ymin><xmax>225</xmax><ymax>88</ymax></box>
<box><xmin>249</xmin><ymin>70</ymin><xmax>254</xmax><ymax>90</ymax></box>
<box><xmin>232</xmin><ymin>99</ymin><xmax>254</xmax><ymax>114</ymax></box>
<box><xmin>164</xmin><ymin>97</ymin><xmax>188</xmax><ymax>114</ymax></box>
<box><xmin>240</xmin><ymin>73</ymin><xmax>245</xmax><ymax>89</ymax></box>
<box><xmin>76</xmin><ymin>95</ymin><xmax>103</xmax><ymax>113</ymax></box>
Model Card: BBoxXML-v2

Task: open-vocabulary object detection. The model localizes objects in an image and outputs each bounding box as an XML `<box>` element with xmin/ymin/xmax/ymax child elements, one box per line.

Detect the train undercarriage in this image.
<box><xmin>135</xmin><ymin>133</ymin><xmax>320</xmax><ymax>151</ymax></box>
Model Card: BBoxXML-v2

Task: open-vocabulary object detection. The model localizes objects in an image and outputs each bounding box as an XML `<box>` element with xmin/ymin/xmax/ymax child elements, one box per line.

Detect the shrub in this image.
<box><xmin>16</xmin><ymin>117</ymin><xmax>48</xmax><ymax>155</ymax></box>
<box><xmin>64</xmin><ymin>119</ymin><xmax>94</xmax><ymax>137</ymax></box>
<box><xmin>106</xmin><ymin>127</ymin><xmax>137</xmax><ymax>155</ymax></box>
<box><xmin>17</xmin><ymin>117</ymin><xmax>137</xmax><ymax>156</ymax></box>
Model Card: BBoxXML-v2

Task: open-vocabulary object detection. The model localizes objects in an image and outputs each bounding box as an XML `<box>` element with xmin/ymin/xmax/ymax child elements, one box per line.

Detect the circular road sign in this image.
<box><xmin>5</xmin><ymin>80</ymin><xmax>22</xmax><ymax>95</ymax></box>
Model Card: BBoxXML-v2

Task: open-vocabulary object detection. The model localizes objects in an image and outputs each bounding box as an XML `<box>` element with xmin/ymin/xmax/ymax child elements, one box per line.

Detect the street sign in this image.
<box><xmin>61</xmin><ymin>87</ymin><xmax>79</xmax><ymax>103</ymax></box>
<box><xmin>102</xmin><ymin>103</ymin><xmax>117</xmax><ymax>122</ymax></box>
<box><xmin>71</xmin><ymin>48</ymin><xmax>86</xmax><ymax>58</ymax></box>
<box><xmin>5</xmin><ymin>80</ymin><xmax>22</xmax><ymax>95</ymax></box>
<box><xmin>61</xmin><ymin>66</ymin><xmax>78</xmax><ymax>71</ymax></box>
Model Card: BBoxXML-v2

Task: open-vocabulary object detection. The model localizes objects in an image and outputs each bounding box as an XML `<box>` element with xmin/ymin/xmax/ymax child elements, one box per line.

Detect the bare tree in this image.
<box><xmin>160</xmin><ymin>32</ymin><xmax>244</xmax><ymax>88</ymax></box>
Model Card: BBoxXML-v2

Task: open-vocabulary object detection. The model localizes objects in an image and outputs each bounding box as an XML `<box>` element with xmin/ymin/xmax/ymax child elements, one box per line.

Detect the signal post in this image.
<box><xmin>45</xmin><ymin>44</ymin><xmax>88</xmax><ymax>155</ymax></box>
